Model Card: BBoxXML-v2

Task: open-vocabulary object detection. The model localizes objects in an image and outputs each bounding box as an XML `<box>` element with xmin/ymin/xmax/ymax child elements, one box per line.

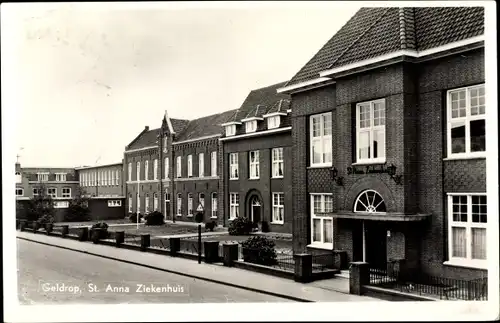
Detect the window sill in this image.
<box><xmin>271</xmin><ymin>221</ymin><xmax>284</xmax><ymax>225</ymax></box>
<box><xmin>249</xmin><ymin>178</ymin><xmax>260</xmax><ymax>180</ymax></box>
<box><xmin>210</xmin><ymin>216</ymin><xmax>218</xmax><ymax>219</ymax></box>
<box><xmin>443</xmin><ymin>260</ymin><xmax>488</xmax><ymax>270</ymax></box>
<box><xmin>176</xmin><ymin>214</ymin><xmax>182</xmax><ymax>217</ymax></box>
<box><xmin>271</xmin><ymin>176</ymin><xmax>284</xmax><ymax>179</ymax></box>
<box><xmin>307</xmin><ymin>243</ymin><xmax>334</xmax><ymax>250</ymax></box>
<box><xmin>307</xmin><ymin>164</ymin><xmax>332</xmax><ymax>169</ymax></box>
<box><xmin>443</xmin><ymin>155</ymin><xmax>486</xmax><ymax>161</ymax></box>
<box><xmin>187</xmin><ymin>215</ymin><xmax>193</xmax><ymax>218</ymax></box>
<box><xmin>230</xmin><ymin>178</ymin><xmax>239</xmax><ymax>181</ymax></box>
<box><xmin>351</xmin><ymin>160</ymin><xmax>386</xmax><ymax>166</ymax></box>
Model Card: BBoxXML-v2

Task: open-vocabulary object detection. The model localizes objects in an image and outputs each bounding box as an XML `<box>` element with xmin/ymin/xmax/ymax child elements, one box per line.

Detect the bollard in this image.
<box><xmin>32</xmin><ymin>221</ymin><xmax>40</xmax><ymax>233</ymax></box>
<box><xmin>222</xmin><ymin>243</ymin><xmax>239</xmax><ymax>267</ymax></box>
<box><xmin>293</xmin><ymin>254</ymin><xmax>313</xmax><ymax>283</ymax></box>
<box><xmin>45</xmin><ymin>223</ymin><xmax>54</xmax><ymax>235</ymax></box>
<box><xmin>203</xmin><ymin>241</ymin><xmax>219</xmax><ymax>263</ymax></box>
<box><xmin>61</xmin><ymin>225</ymin><xmax>69</xmax><ymax>237</ymax></box>
<box><xmin>20</xmin><ymin>220</ymin><xmax>27</xmax><ymax>232</ymax></box>
<box><xmin>140</xmin><ymin>234</ymin><xmax>150</xmax><ymax>251</ymax></box>
<box><xmin>78</xmin><ymin>227</ymin><xmax>89</xmax><ymax>241</ymax></box>
<box><xmin>115</xmin><ymin>231</ymin><xmax>125</xmax><ymax>247</ymax></box>
<box><xmin>349</xmin><ymin>262</ymin><xmax>370</xmax><ymax>295</ymax></box>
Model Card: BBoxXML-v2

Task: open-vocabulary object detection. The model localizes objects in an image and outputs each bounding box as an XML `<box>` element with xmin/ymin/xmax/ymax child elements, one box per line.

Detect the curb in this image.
<box><xmin>16</xmin><ymin>235</ymin><xmax>312</xmax><ymax>303</ymax></box>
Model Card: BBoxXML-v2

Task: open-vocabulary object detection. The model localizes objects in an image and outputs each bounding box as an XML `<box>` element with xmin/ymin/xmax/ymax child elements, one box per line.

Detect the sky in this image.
<box><xmin>3</xmin><ymin>2</ymin><xmax>361</xmax><ymax>168</ymax></box>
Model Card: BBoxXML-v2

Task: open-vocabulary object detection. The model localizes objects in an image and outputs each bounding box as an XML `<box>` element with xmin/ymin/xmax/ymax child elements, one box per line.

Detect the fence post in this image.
<box><xmin>20</xmin><ymin>220</ymin><xmax>27</xmax><ymax>232</ymax></box>
<box><xmin>169</xmin><ymin>238</ymin><xmax>180</xmax><ymax>255</ymax></box>
<box><xmin>45</xmin><ymin>223</ymin><xmax>54</xmax><ymax>235</ymax></box>
<box><xmin>32</xmin><ymin>221</ymin><xmax>40</xmax><ymax>233</ymax></box>
<box><xmin>349</xmin><ymin>262</ymin><xmax>370</xmax><ymax>295</ymax></box>
<box><xmin>293</xmin><ymin>253</ymin><xmax>313</xmax><ymax>283</ymax></box>
<box><xmin>203</xmin><ymin>241</ymin><xmax>219</xmax><ymax>263</ymax></box>
<box><xmin>78</xmin><ymin>227</ymin><xmax>89</xmax><ymax>241</ymax></box>
<box><xmin>222</xmin><ymin>243</ymin><xmax>239</xmax><ymax>267</ymax></box>
<box><xmin>115</xmin><ymin>231</ymin><xmax>125</xmax><ymax>247</ymax></box>
<box><xmin>140</xmin><ymin>234</ymin><xmax>150</xmax><ymax>251</ymax></box>
<box><xmin>61</xmin><ymin>225</ymin><xmax>69</xmax><ymax>237</ymax></box>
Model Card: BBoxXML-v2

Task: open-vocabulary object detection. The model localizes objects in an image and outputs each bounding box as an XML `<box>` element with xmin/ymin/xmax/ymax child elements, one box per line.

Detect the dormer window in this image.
<box><xmin>226</xmin><ymin>125</ymin><xmax>236</xmax><ymax>136</ymax></box>
<box><xmin>245</xmin><ymin>120</ymin><xmax>257</xmax><ymax>133</ymax></box>
<box><xmin>268</xmin><ymin>116</ymin><xmax>280</xmax><ymax>129</ymax></box>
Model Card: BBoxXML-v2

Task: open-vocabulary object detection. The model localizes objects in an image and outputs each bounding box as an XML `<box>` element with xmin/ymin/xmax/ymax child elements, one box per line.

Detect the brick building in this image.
<box><xmin>75</xmin><ymin>163</ymin><xmax>126</xmax><ymax>220</ymax></box>
<box><xmin>219</xmin><ymin>82</ymin><xmax>293</xmax><ymax>233</ymax></box>
<box><xmin>278</xmin><ymin>7</ymin><xmax>487</xmax><ymax>279</ymax></box>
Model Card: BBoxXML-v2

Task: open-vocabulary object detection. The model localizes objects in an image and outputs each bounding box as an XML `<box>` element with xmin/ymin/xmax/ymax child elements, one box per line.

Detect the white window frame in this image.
<box><xmin>199</xmin><ymin>153</ymin><xmax>204</xmax><ymax>177</ymax></box>
<box><xmin>145</xmin><ymin>160</ymin><xmax>149</xmax><ymax>181</ymax></box>
<box><xmin>62</xmin><ymin>187</ymin><xmax>71</xmax><ymax>198</ymax></box>
<box><xmin>33</xmin><ymin>188</ymin><xmax>41</xmax><ymax>196</ymax></box>
<box><xmin>229</xmin><ymin>193</ymin><xmax>239</xmax><ymax>220</ymax></box>
<box><xmin>211</xmin><ymin>151</ymin><xmax>217</xmax><ymax>177</ymax></box>
<box><xmin>128</xmin><ymin>196</ymin><xmax>133</xmax><ymax>213</ymax></box>
<box><xmin>249</xmin><ymin>150</ymin><xmax>260</xmax><ymax>179</ymax></box>
<box><xmin>108</xmin><ymin>200</ymin><xmax>122</xmax><ymax>207</ymax></box>
<box><xmin>137</xmin><ymin>193</ymin><xmax>141</xmax><ymax>213</ymax></box>
<box><xmin>37</xmin><ymin>173</ymin><xmax>49</xmax><ymax>182</ymax></box>
<box><xmin>187</xmin><ymin>155</ymin><xmax>193</xmax><ymax>177</ymax></box>
<box><xmin>16</xmin><ymin>172</ymin><xmax>22</xmax><ymax>183</ymax></box>
<box><xmin>128</xmin><ymin>163</ymin><xmax>132</xmax><ymax>181</ymax></box>
<box><xmin>54</xmin><ymin>201</ymin><xmax>69</xmax><ymax>209</ymax></box>
<box><xmin>445</xmin><ymin>193</ymin><xmax>487</xmax><ymax>269</ymax></box>
<box><xmin>47</xmin><ymin>188</ymin><xmax>57</xmax><ymax>198</ymax></box>
<box><xmin>153</xmin><ymin>159</ymin><xmax>158</xmax><ymax>180</ymax></box>
<box><xmin>153</xmin><ymin>193</ymin><xmax>159</xmax><ymax>211</ymax></box>
<box><xmin>446</xmin><ymin>84</ymin><xmax>486</xmax><ymax>159</ymax></box>
<box><xmin>187</xmin><ymin>193</ymin><xmax>193</xmax><ymax>216</ymax></box>
<box><xmin>229</xmin><ymin>153</ymin><xmax>239</xmax><ymax>180</ymax></box>
<box><xmin>267</xmin><ymin>116</ymin><xmax>281</xmax><ymax>129</ymax></box>
<box><xmin>176</xmin><ymin>156</ymin><xmax>182</xmax><ymax>178</ymax></box>
<box><xmin>211</xmin><ymin>192</ymin><xmax>218</xmax><ymax>218</ymax></box>
<box><xmin>272</xmin><ymin>192</ymin><xmax>284</xmax><ymax>224</ymax></box>
<box><xmin>199</xmin><ymin>193</ymin><xmax>205</xmax><ymax>208</ymax></box>
<box><xmin>176</xmin><ymin>194</ymin><xmax>182</xmax><ymax>216</ymax></box>
<box><xmin>226</xmin><ymin>125</ymin><xmax>236</xmax><ymax>136</ymax></box>
<box><xmin>16</xmin><ymin>188</ymin><xmax>24</xmax><ymax>196</ymax></box>
<box><xmin>145</xmin><ymin>193</ymin><xmax>150</xmax><ymax>212</ymax></box>
<box><xmin>116</xmin><ymin>170</ymin><xmax>120</xmax><ymax>185</ymax></box>
<box><xmin>272</xmin><ymin>147</ymin><xmax>284</xmax><ymax>178</ymax></box>
<box><xmin>165</xmin><ymin>157</ymin><xmax>170</xmax><ymax>179</ymax></box>
<box><xmin>309</xmin><ymin>193</ymin><xmax>334</xmax><ymax>249</ymax></box>
<box><xmin>110</xmin><ymin>170</ymin><xmax>114</xmax><ymax>186</ymax></box>
<box><xmin>55</xmin><ymin>173</ymin><xmax>66</xmax><ymax>182</ymax></box>
<box><xmin>309</xmin><ymin>113</ymin><xmax>333</xmax><ymax>167</ymax></box>
<box><xmin>136</xmin><ymin>161</ymin><xmax>141</xmax><ymax>181</ymax></box>
<box><xmin>245</xmin><ymin>120</ymin><xmax>257</xmax><ymax>133</ymax></box>
<box><xmin>356</xmin><ymin>99</ymin><xmax>386</xmax><ymax>164</ymax></box>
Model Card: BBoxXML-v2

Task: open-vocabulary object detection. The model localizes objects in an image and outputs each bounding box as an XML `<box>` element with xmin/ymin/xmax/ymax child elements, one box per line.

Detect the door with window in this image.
<box><xmin>250</xmin><ymin>195</ymin><xmax>261</xmax><ymax>229</ymax></box>
<box><xmin>165</xmin><ymin>193</ymin><xmax>171</xmax><ymax>219</ymax></box>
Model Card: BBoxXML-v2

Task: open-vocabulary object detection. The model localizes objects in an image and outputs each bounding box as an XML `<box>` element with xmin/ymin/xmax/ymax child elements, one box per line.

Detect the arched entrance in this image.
<box><xmin>250</xmin><ymin>195</ymin><xmax>262</xmax><ymax>230</ymax></box>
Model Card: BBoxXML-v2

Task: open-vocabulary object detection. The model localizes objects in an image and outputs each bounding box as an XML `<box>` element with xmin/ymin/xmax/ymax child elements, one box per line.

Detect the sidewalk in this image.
<box><xmin>16</xmin><ymin>231</ymin><xmax>382</xmax><ymax>303</ymax></box>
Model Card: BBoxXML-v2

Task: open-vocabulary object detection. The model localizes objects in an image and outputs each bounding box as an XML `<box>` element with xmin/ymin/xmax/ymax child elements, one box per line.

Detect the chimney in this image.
<box><xmin>145</xmin><ymin>126</ymin><xmax>149</xmax><ymax>131</ymax></box>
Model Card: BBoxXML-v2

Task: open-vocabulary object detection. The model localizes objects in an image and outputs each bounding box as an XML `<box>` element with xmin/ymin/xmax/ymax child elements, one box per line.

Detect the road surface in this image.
<box><xmin>17</xmin><ymin>239</ymin><xmax>292</xmax><ymax>304</ymax></box>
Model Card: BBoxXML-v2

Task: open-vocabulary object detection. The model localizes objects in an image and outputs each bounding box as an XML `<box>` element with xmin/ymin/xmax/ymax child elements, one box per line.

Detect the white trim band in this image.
<box><xmin>241</xmin><ymin>117</ymin><xmax>264</xmax><ymax>122</ymax></box>
<box><xmin>124</xmin><ymin>146</ymin><xmax>158</xmax><ymax>154</ymax></box>
<box><xmin>262</xmin><ymin>112</ymin><xmax>287</xmax><ymax>118</ymax></box>
<box><xmin>277</xmin><ymin>77</ymin><xmax>332</xmax><ymax>93</ymax></box>
<box><xmin>219</xmin><ymin>126</ymin><xmax>292</xmax><ymax>141</ymax></box>
<box><xmin>172</xmin><ymin>134</ymin><xmax>221</xmax><ymax>145</ymax></box>
<box><xmin>221</xmin><ymin>121</ymin><xmax>242</xmax><ymax>127</ymax></box>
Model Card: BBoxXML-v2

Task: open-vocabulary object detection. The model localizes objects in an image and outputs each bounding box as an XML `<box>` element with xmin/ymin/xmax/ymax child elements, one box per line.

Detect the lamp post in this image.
<box><xmin>137</xmin><ymin>171</ymin><xmax>140</xmax><ymax>230</ymax></box>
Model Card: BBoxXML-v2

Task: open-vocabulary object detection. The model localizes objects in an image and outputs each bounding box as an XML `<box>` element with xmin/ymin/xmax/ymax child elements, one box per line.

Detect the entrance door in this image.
<box><xmin>250</xmin><ymin>196</ymin><xmax>261</xmax><ymax>229</ymax></box>
<box><xmin>165</xmin><ymin>193</ymin><xmax>171</xmax><ymax>219</ymax></box>
<box><xmin>365</xmin><ymin>221</ymin><xmax>387</xmax><ymax>270</ymax></box>
<box><xmin>352</xmin><ymin>221</ymin><xmax>364</xmax><ymax>262</ymax></box>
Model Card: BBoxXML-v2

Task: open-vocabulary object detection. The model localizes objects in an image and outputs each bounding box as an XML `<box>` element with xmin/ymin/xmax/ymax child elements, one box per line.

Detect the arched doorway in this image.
<box><xmin>249</xmin><ymin>195</ymin><xmax>262</xmax><ymax>230</ymax></box>
<box><xmin>354</xmin><ymin>189</ymin><xmax>388</xmax><ymax>270</ymax></box>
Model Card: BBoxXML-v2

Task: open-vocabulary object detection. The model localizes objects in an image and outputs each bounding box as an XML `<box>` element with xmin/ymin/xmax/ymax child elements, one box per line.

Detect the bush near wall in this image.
<box><xmin>144</xmin><ymin>211</ymin><xmax>164</xmax><ymax>226</ymax></box>
<box><xmin>129</xmin><ymin>212</ymin><xmax>143</xmax><ymax>223</ymax></box>
<box><xmin>241</xmin><ymin>236</ymin><xmax>278</xmax><ymax>266</ymax></box>
<box><xmin>228</xmin><ymin>217</ymin><xmax>253</xmax><ymax>235</ymax></box>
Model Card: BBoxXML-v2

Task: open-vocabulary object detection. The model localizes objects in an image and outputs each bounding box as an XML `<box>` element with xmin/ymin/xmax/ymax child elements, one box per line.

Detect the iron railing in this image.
<box><xmin>240</xmin><ymin>247</ymin><xmax>295</xmax><ymax>272</ymax></box>
<box><xmin>150</xmin><ymin>238</ymin><xmax>171</xmax><ymax>250</ymax></box>
<box><xmin>311</xmin><ymin>253</ymin><xmax>336</xmax><ymax>272</ymax></box>
<box><xmin>179</xmin><ymin>239</ymin><xmax>203</xmax><ymax>255</ymax></box>
<box><xmin>123</xmin><ymin>233</ymin><xmax>142</xmax><ymax>246</ymax></box>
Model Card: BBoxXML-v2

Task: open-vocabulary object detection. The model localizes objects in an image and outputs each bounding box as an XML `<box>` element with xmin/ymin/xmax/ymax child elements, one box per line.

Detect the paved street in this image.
<box><xmin>17</xmin><ymin>239</ymin><xmax>291</xmax><ymax>304</ymax></box>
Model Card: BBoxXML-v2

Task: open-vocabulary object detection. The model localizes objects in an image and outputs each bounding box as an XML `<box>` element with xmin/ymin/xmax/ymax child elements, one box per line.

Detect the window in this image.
<box><xmin>272</xmin><ymin>148</ymin><xmax>284</xmax><ymax>178</ymax></box>
<box><xmin>153</xmin><ymin>193</ymin><xmax>158</xmax><ymax>211</ymax></box>
<box><xmin>136</xmin><ymin>161</ymin><xmax>141</xmax><ymax>181</ymax></box>
<box><xmin>447</xmin><ymin>84</ymin><xmax>486</xmax><ymax>157</ymax></box>
<box><xmin>176</xmin><ymin>194</ymin><xmax>182</xmax><ymax>216</ymax></box>
<box><xmin>137</xmin><ymin>193</ymin><xmax>141</xmax><ymax>213</ymax></box>
<box><xmin>47</xmin><ymin>188</ymin><xmax>57</xmax><ymax>198</ymax></box>
<box><xmin>108</xmin><ymin>200</ymin><xmax>122</xmax><ymax>207</ymax></box>
<box><xmin>354</xmin><ymin>190</ymin><xmax>387</xmax><ymax>213</ymax></box>
<box><xmin>272</xmin><ymin>193</ymin><xmax>284</xmax><ymax>224</ymax></box>
<box><xmin>447</xmin><ymin>194</ymin><xmax>487</xmax><ymax>268</ymax></box>
<box><xmin>164</xmin><ymin>137</ymin><xmax>168</xmax><ymax>152</ymax></box>
<box><xmin>226</xmin><ymin>125</ymin><xmax>236</xmax><ymax>136</ymax></box>
<box><xmin>165</xmin><ymin>157</ymin><xmax>169</xmax><ymax>179</ymax></box>
<box><xmin>62</xmin><ymin>188</ymin><xmax>71</xmax><ymax>198</ymax></box>
<box><xmin>37</xmin><ymin>173</ymin><xmax>49</xmax><ymax>182</ymax></box>
<box><xmin>55</xmin><ymin>173</ymin><xmax>66</xmax><ymax>182</ymax></box>
<box><xmin>110</xmin><ymin>170</ymin><xmax>114</xmax><ymax>186</ymax></box>
<box><xmin>16</xmin><ymin>172</ymin><xmax>22</xmax><ymax>183</ymax></box>
<box><xmin>116</xmin><ymin>170</ymin><xmax>120</xmax><ymax>185</ymax></box>
<box><xmin>211</xmin><ymin>151</ymin><xmax>217</xmax><ymax>176</ymax></box>
<box><xmin>268</xmin><ymin>116</ymin><xmax>281</xmax><ymax>129</ymax></box>
<box><xmin>356</xmin><ymin>100</ymin><xmax>386</xmax><ymax>163</ymax></box>
<box><xmin>229</xmin><ymin>193</ymin><xmax>239</xmax><ymax>220</ymax></box>
<box><xmin>199</xmin><ymin>193</ymin><xmax>205</xmax><ymax>208</ymax></box>
<box><xmin>33</xmin><ymin>188</ymin><xmax>41</xmax><ymax>196</ymax></box>
<box><xmin>153</xmin><ymin>159</ymin><xmax>158</xmax><ymax>180</ymax></box>
<box><xmin>16</xmin><ymin>188</ymin><xmax>24</xmax><ymax>196</ymax></box>
<box><xmin>249</xmin><ymin>151</ymin><xmax>259</xmax><ymax>179</ymax></box>
<box><xmin>145</xmin><ymin>160</ymin><xmax>149</xmax><ymax>181</ymax></box>
<box><xmin>176</xmin><ymin>156</ymin><xmax>182</xmax><ymax>178</ymax></box>
<box><xmin>187</xmin><ymin>193</ymin><xmax>193</xmax><ymax>216</ymax></box>
<box><xmin>211</xmin><ymin>193</ymin><xmax>218</xmax><ymax>218</ymax></box>
<box><xmin>310</xmin><ymin>194</ymin><xmax>334</xmax><ymax>247</ymax></box>
<box><xmin>187</xmin><ymin>155</ymin><xmax>193</xmax><ymax>177</ymax></box>
<box><xmin>128</xmin><ymin>196</ymin><xmax>133</xmax><ymax>213</ymax></box>
<box><xmin>310</xmin><ymin>113</ymin><xmax>332</xmax><ymax>166</ymax></box>
<box><xmin>229</xmin><ymin>153</ymin><xmax>238</xmax><ymax>179</ymax></box>
<box><xmin>145</xmin><ymin>194</ymin><xmax>150</xmax><ymax>212</ymax></box>
<box><xmin>107</xmin><ymin>170</ymin><xmax>111</xmax><ymax>185</ymax></box>
<box><xmin>128</xmin><ymin>163</ymin><xmax>132</xmax><ymax>181</ymax></box>
<box><xmin>199</xmin><ymin>153</ymin><xmax>204</xmax><ymax>177</ymax></box>
<box><xmin>245</xmin><ymin>120</ymin><xmax>257</xmax><ymax>133</ymax></box>
<box><xmin>54</xmin><ymin>201</ymin><xmax>69</xmax><ymax>209</ymax></box>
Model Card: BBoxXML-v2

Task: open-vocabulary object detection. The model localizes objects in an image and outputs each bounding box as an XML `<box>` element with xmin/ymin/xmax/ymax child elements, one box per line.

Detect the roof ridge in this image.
<box><xmin>327</xmin><ymin>7</ymin><xmax>391</xmax><ymax>69</ymax></box>
<box><xmin>399</xmin><ymin>7</ymin><xmax>416</xmax><ymax>50</ymax></box>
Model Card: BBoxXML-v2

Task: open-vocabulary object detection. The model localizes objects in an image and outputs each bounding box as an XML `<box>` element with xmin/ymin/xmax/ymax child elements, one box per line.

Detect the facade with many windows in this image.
<box><xmin>279</xmin><ymin>7</ymin><xmax>487</xmax><ymax>279</ymax></box>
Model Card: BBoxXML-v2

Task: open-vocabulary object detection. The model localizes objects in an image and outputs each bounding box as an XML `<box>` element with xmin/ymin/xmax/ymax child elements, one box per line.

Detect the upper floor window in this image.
<box><xmin>310</xmin><ymin>113</ymin><xmax>332</xmax><ymax>166</ymax></box>
<box><xmin>165</xmin><ymin>157</ymin><xmax>169</xmax><ymax>179</ymax></box>
<box><xmin>199</xmin><ymin>153</ymin><xmax>204</xmax><ymax>177</ymax></box>
<box><xmin>37</xmin><ymin>173</ymin><xmax>49</xmax><ymax>182</ymax></box>
<box><xmin>249</xmin><ymin>151</ymin><xmax>259</xmax><ymax>179</ymax></box>
<box><xmin>153</xmin><ymin>159</ymin><xmax>158</xmax><ymax>180</ymax></box>
<box><xmin>111</xmin><ymin>170</ymin><xmax>115</xmax><ymax>186</ymax></box>
<box><xmin>267</xmin><ymin>116</ymin><xmax>281</xmax><ymax>129</ymax></box>
<box><xmin>145</xmin><ymin>160</ymin><xmax>149</xmax><ymax>181</ymax></box>
<box><xmin>447</xmin><ymin>193</ymin><xmax>487</xmax><ymax>268</ymax></box>
<box><xmin>62</xmin><ymin>187</ymin><xmax>71</xmax><ymax>198</ymax></box>
<box><xmin>229</xmin><ymin>153</ymin><xmax>238</xmax><ymax>179</ymax></box>
<box><xmin>354</xmin><ymin>190</ymin><xmax>386</xmax><ymax>213</ymax></box>
<box><xmin>116</xmin><ymin>170</ymin><xmax>120</xmax><ymax>185</ymax></box>
<box><xmin>55</xmin><ymin>173</ymin><xmax>66</xmax><ymax>182</ymax></box>
<box><xmin>356</xmin><ymin>99</ymin><xmax>386</xmax><ymax>164</ymax></box>
<box><xmin>187</xmin><ymin>155</ymin><xmax>193</xmax><ymax>177</ymax></box>
<box><xmin>47</xmin><ymin>188</ymin><xmax>57</xmax><ymax>198</ymax></box>
<box><xmin>16</xmin><ymin>172</ymin><xmax>22</xmax><ymax>183</ymax></box>
<box><xmin>226</xmin><ymin>125</ymin><xmax>236</xmax><ymax>136</ymax></box>
<box><xmin>272</xmin><ymin>147</ymin><xmax>284</xmax><ymax>178</ymax></box>
<box><xmin>136</xmin><ymin>161</ymin><xmax>141</xmax><ymax>181</ymax></box>
<box><xmin>447</xmin><ymin>84</ymin><xmax>486</xmax><ymax>158</ymax></box>
<box><xmin>176</xmin><ymin>156</ymin><xmax>182</xmax><ymax>178</ymax></box>
<box><xmin>128</xmin><ymin>163</ymin><xmax>132</xmax><ymax>181</ymax></box>
<box><xmin>211</xmin><ymin>151</ymin><xmax>217</xmax><ymax>177</ymax></box>
<box><xmin>16</xmin><ymin>188</ymin><xmax>24</xmax><ymax>196</ymax></box>
<box><xmin>245</xmin><ymin>120</ymin><xmax>257</xmax><ymax>133</ymax></box>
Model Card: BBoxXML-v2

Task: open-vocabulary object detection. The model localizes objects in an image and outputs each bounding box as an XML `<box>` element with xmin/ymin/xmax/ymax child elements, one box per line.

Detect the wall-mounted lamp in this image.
<box><xmin>330</xmin><ymin>167</ymin><xmax>344</xmax><ymax>186</ymax></box>
<box><xmin>387</xmin><ymin>164</ymin><xmax>403</xmax><ymax>185</ymax></box>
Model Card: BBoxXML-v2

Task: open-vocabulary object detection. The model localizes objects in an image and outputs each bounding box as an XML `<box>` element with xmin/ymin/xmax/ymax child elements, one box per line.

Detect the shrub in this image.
<box><xmin>228</xmin><ymin>217</ymin><xmax>252</xmax><ymax>236</ymax></box>
<box><xmin>205</xmin><ymin>221</ymin><xmax>217</xmax><ymax>232</ymax></box>
<box><xmin>90</xmin><ymin>222</ymin><xmax>109</xmax><ymax>240</ymax></box>
<box><xmin>145</xmin><ymin>211</ymin><xmax>164</xmax><ymax>226</ymax></box>
<box><xmin>129</xmin><ymin>212</ymin><xmax>143</xmax><ymax>223</ymax></box>
<box><xmin>37</xmin><ymin>214</ymin><xmax>55</xmax><ymax>225</ymax></box>
<box><xmin>241</xmin><ymin>236</ymin><xmax>277</xmax><ymax>266</ymax></box>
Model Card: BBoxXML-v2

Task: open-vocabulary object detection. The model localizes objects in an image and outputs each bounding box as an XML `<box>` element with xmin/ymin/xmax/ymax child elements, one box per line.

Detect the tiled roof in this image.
<box><xmin>233</xmin><ymin>82</ymin><xmax>290</xmax><ymax>122</ymax></box>
<box><xmin>170</xmin><ymin>118</ymin><xmax>189</xmax><ymax>134</ymax></box>
<box><xmin>285</xmin><ymin>7</ymin><xmax>484</xmax><ymax>87</ymax></box>
<box><xmin>266</xmin><ymin>98</ymin><xmax>291</xmax><ymax>114</ymax></box>
<box><xmin>174</xmin><ymin>109</ymin><xmax>238</xmax><ymax>142</ymax></box>
<box><xmin>127</xmin><ymin>128</ymin><xmax>160</xmax><ymax>150</ymax></box>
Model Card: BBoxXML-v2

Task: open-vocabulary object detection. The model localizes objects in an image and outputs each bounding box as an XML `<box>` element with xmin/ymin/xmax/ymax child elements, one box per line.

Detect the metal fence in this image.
<box><xmin>123</xmin><ymin>233</ymin><xmax>142</xmax><ymax>246</ymax></box>
<box><xmin>150</xmin><ymin>238</ymin><xmax>171</xmax><ymax>250</ymax></box>
<box><xmin>311</xmin><ymin>253</ymin><xmax>336</xmax><ymax>272</ymax></box>
<box><xmin>369</xmin><ymin>264</ymin><xmax>488</xmax><ymax>300</ymax></box>
<box><xmin>240</xmin><ymin>247</ymin><xmax>295</xmax><ymax>272</ymax></box>
<box><xmin>179</xmin><ymin>239</ymin><xmax>203</xmax><ymax>255</ymax></box>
